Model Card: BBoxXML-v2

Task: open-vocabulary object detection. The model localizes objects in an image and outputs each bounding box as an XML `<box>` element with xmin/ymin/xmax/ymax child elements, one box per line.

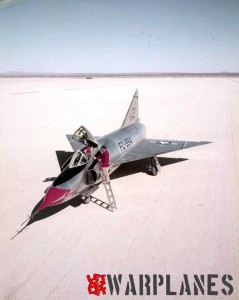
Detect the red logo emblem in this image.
<box><xmin>87</xmin><ymin>273</ymin><xmax>107</xmax><ymax>296</ymax></box>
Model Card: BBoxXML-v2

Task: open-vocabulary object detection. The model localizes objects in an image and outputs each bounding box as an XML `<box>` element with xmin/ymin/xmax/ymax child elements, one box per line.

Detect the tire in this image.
<box><xmin>83</xmin><ymin>197</ymin><xmax>91</xmax><ymax>204</ymax></box>
<box><xmin>151</xmin><ymin>166</ymin><xmax>158</xmax><ymax>176</ymax></box>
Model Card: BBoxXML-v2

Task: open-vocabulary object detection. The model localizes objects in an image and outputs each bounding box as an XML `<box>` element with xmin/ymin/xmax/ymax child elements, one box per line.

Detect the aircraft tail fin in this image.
<box><xmin>121</xmin><ymin>89</ymin><xmax>139</xmax><ymax>128</ymax></box>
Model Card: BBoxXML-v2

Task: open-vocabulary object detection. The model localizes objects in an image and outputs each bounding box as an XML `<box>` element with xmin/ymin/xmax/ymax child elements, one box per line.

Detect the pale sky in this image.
<box><xmin>0</xmin><ymin>0</ymin><xmax>239</xmax><ymax>73</ymax></box>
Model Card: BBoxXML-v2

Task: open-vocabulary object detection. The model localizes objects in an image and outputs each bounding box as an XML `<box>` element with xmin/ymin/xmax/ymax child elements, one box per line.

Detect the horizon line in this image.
<box><xmin>1</xmin><ymin>71</ymin><xmax>239</xmax><ymax>78</ymax></box>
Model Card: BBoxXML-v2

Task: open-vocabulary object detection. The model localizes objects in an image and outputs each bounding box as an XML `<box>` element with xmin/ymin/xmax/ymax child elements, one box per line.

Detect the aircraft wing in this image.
<box><xmin>111</xmin><ymin>139</ymin><xmax>211</xmax><ymax>165</ymax></box>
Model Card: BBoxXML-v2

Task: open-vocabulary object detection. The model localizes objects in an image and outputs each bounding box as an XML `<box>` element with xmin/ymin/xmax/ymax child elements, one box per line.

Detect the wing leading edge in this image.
<box><xmin>111</xmin><ymin>139</ymin><xmax>211</xmax><ymax>165</ymax></box>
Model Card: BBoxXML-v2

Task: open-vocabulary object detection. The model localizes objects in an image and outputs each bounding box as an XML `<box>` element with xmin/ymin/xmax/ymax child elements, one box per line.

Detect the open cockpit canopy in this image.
<box><xmin>72</xmin><ymin>126</ymin><xmax>98</xmax><ymax>148</ymax></box>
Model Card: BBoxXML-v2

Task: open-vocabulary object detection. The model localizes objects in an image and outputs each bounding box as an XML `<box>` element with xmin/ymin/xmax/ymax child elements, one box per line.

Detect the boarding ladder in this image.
<box><xmin>103</xmin><ymin>182</ymin><xmax>117</xmax><ymax>212</ymax></box>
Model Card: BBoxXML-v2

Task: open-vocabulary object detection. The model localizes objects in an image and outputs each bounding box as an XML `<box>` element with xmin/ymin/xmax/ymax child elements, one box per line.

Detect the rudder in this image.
<box><xmin>121</xmin><ymin>89</ymin><xmax>139</xmax><ymax>128</ymax></box>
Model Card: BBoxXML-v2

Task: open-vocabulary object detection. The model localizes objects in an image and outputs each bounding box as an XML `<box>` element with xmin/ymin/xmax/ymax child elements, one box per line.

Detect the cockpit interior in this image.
<box><xmin>69</xmin><ymin>150</ymin><xmax>88</xmax><ymax>168</ymax></box>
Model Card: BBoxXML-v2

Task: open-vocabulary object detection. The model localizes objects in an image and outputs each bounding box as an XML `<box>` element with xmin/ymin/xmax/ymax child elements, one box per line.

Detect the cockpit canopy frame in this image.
<box><xmin>69</xmin><ymin>149</ymin><xmax>88</xmax><ymax>168</ymax></box>
<box><xmin>72</xmin><ymin>126</ymin><xmax>98</xmax><ymax>148</ymax></box>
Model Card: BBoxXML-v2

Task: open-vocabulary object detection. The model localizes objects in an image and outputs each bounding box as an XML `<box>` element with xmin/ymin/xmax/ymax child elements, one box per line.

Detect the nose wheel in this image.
<box><xmin>82</xmin><ymin>196</ymin><xmax>91</xmax><ymax>204</ymax></box>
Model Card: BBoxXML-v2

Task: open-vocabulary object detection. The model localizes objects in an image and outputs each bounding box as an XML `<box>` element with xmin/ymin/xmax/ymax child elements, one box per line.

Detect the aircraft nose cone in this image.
<box><xmin>38</xmin><ymin>186</ymin><xmax>71</xmax><ymax>211</ymax></box>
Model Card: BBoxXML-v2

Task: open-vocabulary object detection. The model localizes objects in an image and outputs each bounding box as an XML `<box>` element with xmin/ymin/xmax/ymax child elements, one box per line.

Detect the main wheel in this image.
<box><xmin>151</xmin><ymin>166</ymin><xmax>158</xmax><ymax>176</ymax></box>
<box><xmin>146</xmin><ymin>164</ymin><xmax>158</xmax><ymax>176</ymax></box>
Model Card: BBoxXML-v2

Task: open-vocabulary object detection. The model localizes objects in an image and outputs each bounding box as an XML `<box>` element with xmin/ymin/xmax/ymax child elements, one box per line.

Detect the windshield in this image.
<box><xmin>69</xmin><ymin>150</ymin><xmax>88</xmax><ymax>168</ymax></box>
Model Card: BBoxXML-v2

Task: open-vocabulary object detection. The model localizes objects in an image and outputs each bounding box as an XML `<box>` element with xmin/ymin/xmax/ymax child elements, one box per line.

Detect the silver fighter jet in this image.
<box><xmin>39</xmin><ymin>89</ymin><xmax>210</xmax><ymax>210</ymax></box>
<box><xmin>11</xmin><ymin>90</ymin><xmax>210</xmax><ymax>239</ymax></box>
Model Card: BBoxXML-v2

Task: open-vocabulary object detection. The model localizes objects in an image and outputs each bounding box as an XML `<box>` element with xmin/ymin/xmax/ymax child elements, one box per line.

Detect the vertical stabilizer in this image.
<box><xmin>121</xmin><ymin>90</ymin><xmax>139</xmax><ymax>128</ymax></box>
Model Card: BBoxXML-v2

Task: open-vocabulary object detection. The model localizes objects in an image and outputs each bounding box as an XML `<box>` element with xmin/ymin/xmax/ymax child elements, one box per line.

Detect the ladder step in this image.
<box><xmin>90</xmin><ymin>197</ymin><xmax>113</xmax><ymax>212</ymax></box>
<box><xmin>103</xmin><ymin>182</ymin><xmax>117</xmax><ymax>211</ymax></box>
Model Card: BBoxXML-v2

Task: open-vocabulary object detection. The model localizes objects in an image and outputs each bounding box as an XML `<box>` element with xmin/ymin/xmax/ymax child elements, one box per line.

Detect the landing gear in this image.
<box><xmin>147</xmin><ymin>164</ymin><xmax>158</xmax><ymax>176</ymax></box>
<box><xmin>146</xmin><ymin>156</ymin><xmax>161</xmax><ymax>176</ymax></box>
<box><xmin>151</xmin><ymin>165</ymin><xmax>158</xmax><ymax>176</ymax></box>
<box><xmin>82</xmin><ymin>196</ymin><xmax>91</xmax><ymax>204</ymax></box>
<box><xmin>70</xmin><ymin>195</ymin><xmax>91</xmax><ymax>207</ymax></box>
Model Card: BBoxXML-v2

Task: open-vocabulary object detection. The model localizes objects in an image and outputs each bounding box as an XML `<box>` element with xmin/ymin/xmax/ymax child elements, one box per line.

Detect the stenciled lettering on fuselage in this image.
<box><xmin>118</xmin><ymin>137</ymin><xmax>133</xmax><ymax>151</ymax></box>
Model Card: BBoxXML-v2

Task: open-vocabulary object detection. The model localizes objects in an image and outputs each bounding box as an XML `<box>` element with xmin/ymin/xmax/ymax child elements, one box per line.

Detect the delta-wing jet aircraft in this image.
<box><xmin>11</xmin><ymin>90</ymin><xmax>210</xmax><ymax>239</ymax></box>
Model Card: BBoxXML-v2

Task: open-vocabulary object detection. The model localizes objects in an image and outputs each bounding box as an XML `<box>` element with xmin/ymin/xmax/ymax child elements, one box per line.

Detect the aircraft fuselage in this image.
<box><xmin>38</xmin><ymin>123</ymin><xmax>146</xmax><ymax>211</ymax></box>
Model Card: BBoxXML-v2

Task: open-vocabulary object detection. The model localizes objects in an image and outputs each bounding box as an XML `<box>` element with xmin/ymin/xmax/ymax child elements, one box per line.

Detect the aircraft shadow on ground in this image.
<box><xmin>55</xmin><ymin>150</ymin><xmax>74</xmax><ymax>169</ymax></box>
<box><xmin>26</xmin><ymin>156</ymin><xmax>188</xmax><ymax>227</ymax></box>
<box><xmin>110</xmin><ymin>157</ymin><xmax>188</xmax><ymax>180</ymax></box>
<box><xmin>27</xmin><ymin>195</ymin><xmax>83</xmax><ymax>226</ymax></box>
